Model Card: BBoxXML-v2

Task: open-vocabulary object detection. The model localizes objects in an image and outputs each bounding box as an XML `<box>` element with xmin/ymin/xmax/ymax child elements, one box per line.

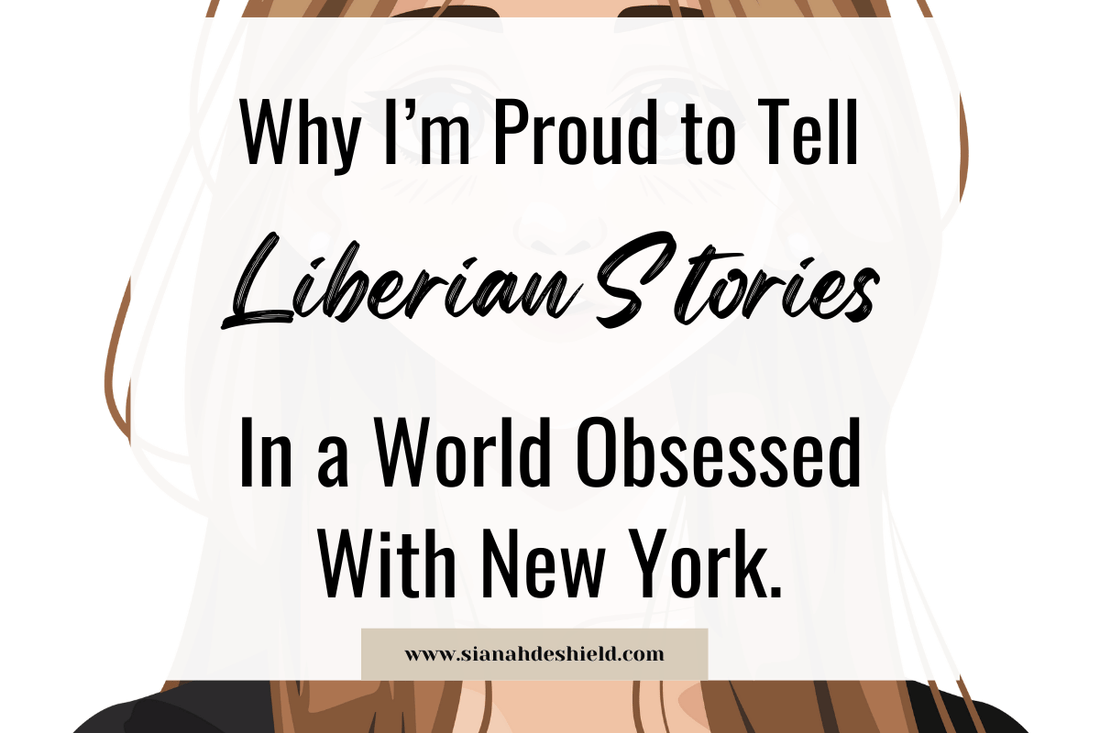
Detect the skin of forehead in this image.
<box><xmin>389</xmin><ymin>0</ymin><xmax>704</xmax><ymax>17</ymax></box>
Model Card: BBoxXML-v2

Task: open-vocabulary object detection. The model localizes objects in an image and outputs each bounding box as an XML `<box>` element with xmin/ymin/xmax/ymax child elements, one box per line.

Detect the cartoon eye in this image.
<box><xmin>361</xmin><ymin>76</ymin><xmax>496</xmax><ymax>164</ymax></box>
<box><xmin>614</xmin><ymin>77</ymin><xmax>740</xmax><ymax>164</ymax></box>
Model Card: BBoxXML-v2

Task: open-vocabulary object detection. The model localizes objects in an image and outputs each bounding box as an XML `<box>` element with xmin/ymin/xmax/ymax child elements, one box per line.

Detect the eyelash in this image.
<box><xmin>360</xmin><ymin>78</ymin><xmax>497</xmax><ymax>164</ymax></box>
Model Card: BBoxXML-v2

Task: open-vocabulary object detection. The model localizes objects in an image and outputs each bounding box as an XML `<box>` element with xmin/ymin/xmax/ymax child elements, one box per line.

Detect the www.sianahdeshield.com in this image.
<box><xmin>404</xmin><ymin>646</ymin><xmax>665</xmax><ymax>664</ymax></box>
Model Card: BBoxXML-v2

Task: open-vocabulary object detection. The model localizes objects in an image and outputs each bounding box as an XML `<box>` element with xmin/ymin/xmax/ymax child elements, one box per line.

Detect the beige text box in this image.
<box><xmin>361</xmin><ymin>628</ymin><xmax>708</xmax><ymax>680</ymax></box>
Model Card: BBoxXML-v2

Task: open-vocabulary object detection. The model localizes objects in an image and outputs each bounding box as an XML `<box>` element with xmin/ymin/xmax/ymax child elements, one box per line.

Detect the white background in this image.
<box><xmin>0</xmin><ymin>2</ymin><xmax>1095</xmax><ymax>731</ymax></box>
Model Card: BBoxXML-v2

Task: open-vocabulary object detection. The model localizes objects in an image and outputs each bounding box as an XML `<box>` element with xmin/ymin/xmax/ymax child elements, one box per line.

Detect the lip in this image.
<box><xmin>513</xmin><ymin>289</ymin><xmax>606</xmax><ymax>342</ymax></box>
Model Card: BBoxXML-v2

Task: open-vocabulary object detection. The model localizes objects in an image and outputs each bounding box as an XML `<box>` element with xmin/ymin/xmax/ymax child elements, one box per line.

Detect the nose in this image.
<box><xmin>514</xmin><ymin>201</ymin><xmax>607</xmax><ymax>256</ymax></box>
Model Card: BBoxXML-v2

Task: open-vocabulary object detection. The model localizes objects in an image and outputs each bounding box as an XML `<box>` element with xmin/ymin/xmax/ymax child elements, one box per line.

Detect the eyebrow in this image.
<box><xmin>394</xmin><ymin>5</ymin><xmax>501</xmax><ymax>17</ymax></box>
<box><xmin>618</xmin><ymin>5</ymin><xmax>705</xmax><ymax>17</ymax></box>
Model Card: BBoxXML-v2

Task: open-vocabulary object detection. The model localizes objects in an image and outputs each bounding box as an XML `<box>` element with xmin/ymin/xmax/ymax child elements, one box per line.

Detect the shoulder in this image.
<box><xmin>74</xmin><ymin>682</ymin><xmax>273</xmax><ymax>733</ymax></box>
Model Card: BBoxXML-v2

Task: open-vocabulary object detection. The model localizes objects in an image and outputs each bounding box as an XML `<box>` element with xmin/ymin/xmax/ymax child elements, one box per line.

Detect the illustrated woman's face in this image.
<box><xmin>235</xmin><ymin>5</ymin><xmax>941</xmax><ymax>422</ymax></box>
<box><xmin>167</xmin><ymin>4</ymin><xmax>952</xmax><ymax>681</ymax></box>
<box><xmin>322</xmin><ymin>13</ymin><xmax>790</xmax><ymax>420</ymax></box>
